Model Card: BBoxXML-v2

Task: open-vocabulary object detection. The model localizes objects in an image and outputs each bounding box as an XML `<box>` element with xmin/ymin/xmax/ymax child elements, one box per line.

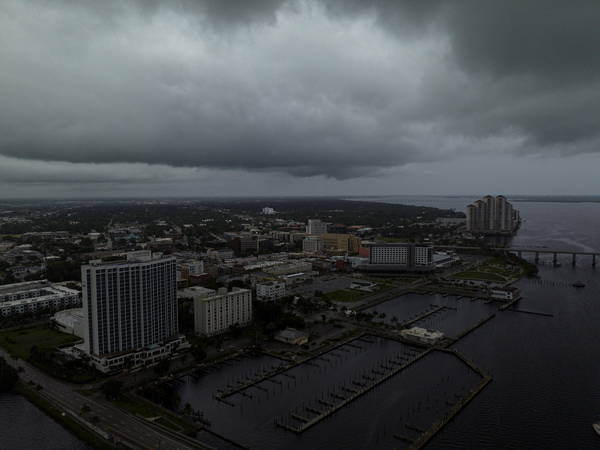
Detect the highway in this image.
<box><xmin>1</xmin><ymin>348</ymin><xmax>209</xmax><ymax>450</ymax></box>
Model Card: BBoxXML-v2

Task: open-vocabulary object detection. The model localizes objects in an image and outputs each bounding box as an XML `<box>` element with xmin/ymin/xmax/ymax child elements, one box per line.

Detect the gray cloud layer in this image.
<box><xmin>1</xmin><ymin>0</ymin><xmax>599</xmax><ymax>182</ymax></box>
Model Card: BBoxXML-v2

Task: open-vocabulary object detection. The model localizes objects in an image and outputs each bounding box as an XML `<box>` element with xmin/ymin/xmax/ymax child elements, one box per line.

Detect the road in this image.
<box><xmin>1</xmin><ymin>348</ymin><xmax>208</xmax><ymax>450</ymax></box>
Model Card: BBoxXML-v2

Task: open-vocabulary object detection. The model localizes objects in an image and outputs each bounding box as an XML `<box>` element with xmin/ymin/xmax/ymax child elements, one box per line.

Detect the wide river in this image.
<box><xmin>2</xmin><ymin>196</ymin><xmax>599</xmax><ymax>449</ymax></box>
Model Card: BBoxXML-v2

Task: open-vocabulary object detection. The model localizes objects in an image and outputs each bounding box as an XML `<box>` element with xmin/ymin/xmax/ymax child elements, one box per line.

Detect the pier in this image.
<box><xmin>506</xmin><ymin>308</ymin><xmax>554</xmax><ymax>317</ymax></box>
<box><xmin>275</xmin><ymin>349</ymin><xmax>433</xmax><ymax>434</ymax></box>
<box><xmin>408</xmin><ymin>349</ymin><xmax>493</xmax><ymax>450</ymax></box>
<box><xmin>400</xmin><ymin>305</ymin><xmax>447</xmax><ymax>328</ymax></box>
<box><xmin>216</xmin><ymin>334</ymin><xmax>373</xmax><ymax>400</ymax></box>
<box><xmin>451</xmin><ymin>313</ymin><xmax>496</xmax><ymax>343</ymax></box>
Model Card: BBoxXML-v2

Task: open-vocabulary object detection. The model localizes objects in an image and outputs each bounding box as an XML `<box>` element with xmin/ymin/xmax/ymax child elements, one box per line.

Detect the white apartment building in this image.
<box><xmin>80</xmin><ymin>251</ymin><xmax>184</xmax><ymax>373</ymax></box>
<box><xmin>256</xmin><ymin>281</ymin><xmax>286</xmax><ymax>302</ymax></box>
<box><xmin>302</xmin><ymin>236</ymin><xmax>323</xmax><ymax>253</ymax></box>
<box><xmin>194</xmin><ymin>287</ymin><xmax>252</xmax><ymax>336</ymax></box>
<box><xmin>306</xmin><ymin>219</ymin><xmax>328</xmax><ymax>235</ymax></box>
<box><xmin>0</xmin><ymin>280</ymin><xmax>80</xmax><ymax>317</ymax></box>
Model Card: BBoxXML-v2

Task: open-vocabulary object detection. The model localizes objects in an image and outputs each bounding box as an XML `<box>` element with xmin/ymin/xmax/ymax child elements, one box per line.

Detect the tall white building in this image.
<box><xmin>81</xmin><ymin>251</ymin><xmax>185</xmax><ymax>372</ymax></box>
<box><xmin>466</xmin><ymin>195</ymin><xmax>519</xmax><ymax>234</ymax></box>
<box><xmin>193</xmin><ymin>287</ymin><xmax>252</xmax><ymax>336</ymax></box>
<box><xmin>306</xmin><ymin>219</ymin><xmax>328</xmax><ymax>235</ymax></box>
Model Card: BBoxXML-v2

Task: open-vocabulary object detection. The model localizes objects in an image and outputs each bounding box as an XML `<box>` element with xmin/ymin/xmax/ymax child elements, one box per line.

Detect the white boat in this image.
<box><xmin>593</xmin><ymin>422</ymin><xmax>600</xmax><ymax>436</ymax></box>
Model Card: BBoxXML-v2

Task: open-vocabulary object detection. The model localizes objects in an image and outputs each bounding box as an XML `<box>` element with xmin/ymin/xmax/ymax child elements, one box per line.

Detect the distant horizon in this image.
<box><xmin>1</xmin><ymin>194</ymin><xmax>600</xmax><ymax>202</ymax></box>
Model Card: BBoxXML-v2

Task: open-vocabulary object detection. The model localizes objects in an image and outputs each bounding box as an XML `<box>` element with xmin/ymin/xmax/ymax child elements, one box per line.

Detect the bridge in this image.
<box><xmin>434</xmin><ymin>245</ymin><xmax>600</xmax><ymax>266</ymax></box>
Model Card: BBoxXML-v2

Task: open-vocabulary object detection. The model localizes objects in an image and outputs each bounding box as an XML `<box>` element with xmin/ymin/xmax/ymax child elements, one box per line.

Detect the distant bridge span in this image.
<box><xmin>434</xmin><ymin>245</ymin><xmax>599</xmax><ymax>266</ymax></box>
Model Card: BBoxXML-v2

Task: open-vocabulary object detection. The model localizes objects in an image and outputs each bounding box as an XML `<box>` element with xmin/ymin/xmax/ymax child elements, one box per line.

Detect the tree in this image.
<box><xmin>191</xmin><ymin>345</ymin><xmax>207</xmax><ymax>363</ymax></box>
<box><xmin>0</xmin><ymin>357</ymin><xmax>18</xmax><ymax>392</ymax></box>
<box><xmin>101</xmin><ymin>380</ymin><xmax>123</xmax><ymax>400</ymax></box>
<box><xmin>154</xmin><ymin>359</ymin><xmax>171</xmax><ymax>377</ymax></box>
<box><xmin>228</xmin><ymin>323</ymin><xmax>243</xmax><ymax>338</ymax></box>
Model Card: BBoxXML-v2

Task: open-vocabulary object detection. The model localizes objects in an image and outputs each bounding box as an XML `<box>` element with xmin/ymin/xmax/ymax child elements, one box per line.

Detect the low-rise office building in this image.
<box><xmin>193</xmin><ymin>287</ymin><xmax>252</xmax><ymax>336</ymax></box>
<box><xmin>53</xmin><ymin>308</ymin><xmax>86</xmax><ymax>338</ymax></box>
<box><xmin>256</xmin><ymin>281</ymin><xmax>286</xmax><ymax>302</ymax></box>
<box><xmin>275</xmin><ymin>328</ymin><xmax>309</xmax><ymax>345</ymax></box>
<box><xmin>400</xmin><ymin>327</ymin><xmax>444</xmax><ymax>345</ymax></box>
<box><xmin>0</xmin><ymin>280</ymin><xmax>80</xmax><ymax>317</ymax></box>
<box><xmin>490</xmin><ymin>287</ymin><xmax>519</xmax><ymax>300</ymax></box>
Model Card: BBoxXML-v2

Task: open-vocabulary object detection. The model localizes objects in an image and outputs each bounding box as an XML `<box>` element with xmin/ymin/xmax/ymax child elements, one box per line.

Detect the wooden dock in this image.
<box><xmin>400</xmin><ymin>305</ymin><xmax>447</xmax><ymax>328</ymax></box>
<box><xmin>407</xmin><ymin>349</ymin><xmax>493</xmax><ymax>449</ymax></box>
<box><xmin>216</xmin><ymin>334</ymin><xmax>376</xmax><ymax>400</ymax></box>
<box><xmin>275</xmin><ymin>349</ymin><xmax>433</xmax><ymax>434</ymax></box>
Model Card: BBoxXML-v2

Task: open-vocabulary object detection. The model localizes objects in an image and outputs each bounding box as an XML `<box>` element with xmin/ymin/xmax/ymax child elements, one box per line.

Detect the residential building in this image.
<box><xmin>80</xmin><ymin>251</ymin><xmax>185</xmax><ymax>373</ymax></box>
<box><xmin>262</xmin><ymin>207</ymin><xmax>276</xmax><ymax>215</ymax></box>
<box><xmin>256</xmin><ymin>280</ymin><xmax>286</xmax><ymax>302</ymax></box>
<box><xmin>306</xmin><ymin>219</ymin><xmax>328</xmax><ymax>235</ymax></box>
<box><xmin>0</xmin><ymin>280</ymin><xmax>80</xmax><ymax>317</ymax></box>
<box><xmin>466</xmin><ymin>195</ymin><xmax>520</xmax><ymax>234</ymax></box>
<box><xmin>302</xmin><ymin>236</ymin><xmax>323</xmax><ymax>253</ymax></box>
<box><xmin>193</xmin><ymin>287</ymin><xmax>252</xmax><ymax>336</ymax></box>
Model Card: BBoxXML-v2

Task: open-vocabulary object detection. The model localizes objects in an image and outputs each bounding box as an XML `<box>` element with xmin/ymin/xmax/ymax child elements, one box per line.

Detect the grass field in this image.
<box><xmin>321</xmin><ymin>289</ymin><xmax>366</xmax><ymax>303</ymax></box>
<box><xmin>0</xmin><ymin>325</ymin><xmax>81</xmax><ymax>360</ymax></box>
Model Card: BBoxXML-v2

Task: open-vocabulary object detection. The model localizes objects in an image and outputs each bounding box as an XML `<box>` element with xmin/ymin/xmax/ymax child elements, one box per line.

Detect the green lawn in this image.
<box><xmin>452</xmin><ymin>271</ymin><xmax>507</xmax><ymax>282</ymax></box>
<box><xmin>0</xmin><ymin>325</ymin><xmax>81</xmax><ymax>360</ymax></box>
<box><xmin>321</xmin><ymin>289</ymin><xmax>366</xmax><ymax>303</ymax></box>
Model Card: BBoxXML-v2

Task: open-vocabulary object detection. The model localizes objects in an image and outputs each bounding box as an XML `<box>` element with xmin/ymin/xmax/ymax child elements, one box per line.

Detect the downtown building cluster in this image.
<box><xmin>466</xmin><ymin>195</ymin><xmax>520</xmax><ymax>235</ymax></box>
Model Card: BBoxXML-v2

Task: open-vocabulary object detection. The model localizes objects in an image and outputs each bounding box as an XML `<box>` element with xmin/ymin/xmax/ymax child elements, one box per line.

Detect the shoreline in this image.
<box><xmin>14</xmin><ymin>382</ymin><xmax>114</xmax><ymax>450</ymax></box>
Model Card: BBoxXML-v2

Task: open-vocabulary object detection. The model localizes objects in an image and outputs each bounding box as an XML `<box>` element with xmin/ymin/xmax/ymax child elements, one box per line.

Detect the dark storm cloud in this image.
<box><xmin>1</xmin><ymin>0</ymin><xmax>600</xmax><ymax>183</ymax></box>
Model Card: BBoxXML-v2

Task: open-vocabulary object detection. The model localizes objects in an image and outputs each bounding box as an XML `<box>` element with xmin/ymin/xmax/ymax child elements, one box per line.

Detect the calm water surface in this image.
<box><xmin>0</xmin><ymin>393</ymin><xmax>90</xmax><ymax>450</ymax></box>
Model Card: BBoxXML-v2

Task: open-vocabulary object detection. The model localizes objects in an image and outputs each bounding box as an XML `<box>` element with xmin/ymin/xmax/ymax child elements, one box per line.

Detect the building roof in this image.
<box><xmin>276</xmin><ymin>328</ymin><xmax>308</xmax><ymax>340</ymax></box>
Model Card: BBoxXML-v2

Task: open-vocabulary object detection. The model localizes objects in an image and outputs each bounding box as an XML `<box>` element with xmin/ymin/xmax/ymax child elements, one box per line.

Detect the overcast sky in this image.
<box><xmin>2</xmin><ymin>0</ymin><xmax>600</xmax><ymax>198</ymax></box>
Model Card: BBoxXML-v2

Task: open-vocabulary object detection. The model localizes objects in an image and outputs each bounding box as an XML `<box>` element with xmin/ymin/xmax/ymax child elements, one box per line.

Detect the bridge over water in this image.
<box><xmin>435</xmin><ymin>246</ymin><xmax>600</xmax><ymax>266</ymax></box>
